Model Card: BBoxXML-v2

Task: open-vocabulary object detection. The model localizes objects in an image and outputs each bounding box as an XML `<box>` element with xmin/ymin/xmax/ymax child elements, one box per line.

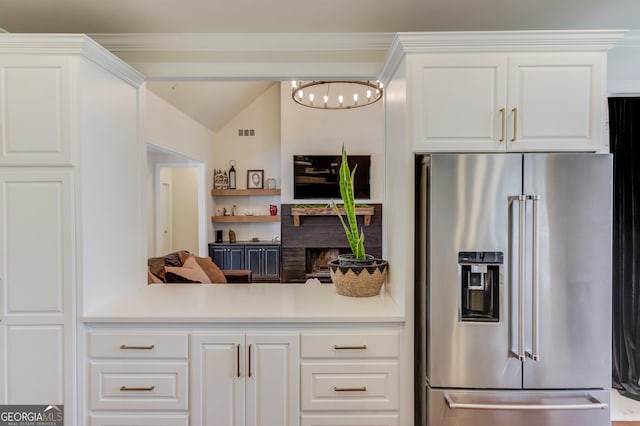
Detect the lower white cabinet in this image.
<box><xmin>86</xmin><ymin>326</ymin><xmax>401</xmax><ymax>426</ymax></box>
<box><xmin>190</xmin><ymin>331</ymin><xmax>299</xmax><ymax>426</ymax></box>
<box><xmin>89</xmin><ymin>414</ymin><xmax>189</xmax><ymax>426</ymax></box>
<box><xmin>0</xmin><ymin>170</ymin><xmax>74</xmax><ymax>406</ymax></box>
<box><xmin>300</xmin><ymin>330</ymin><xmax>401</xmax><ymax>426</ymax></box>
<box><xmin>301</xmin><ymin>415</ymin><xmax>399</xmax><ymax>426</ymax></box>
<box><xmin>89</xmin><ymin>362</ymin><xmax>188</xmax><ymax>411</ymax></box>
<box><xmin>86</xmin><ymin>330</ymin><xmax>190</xmax><ymax>423</ymax></box>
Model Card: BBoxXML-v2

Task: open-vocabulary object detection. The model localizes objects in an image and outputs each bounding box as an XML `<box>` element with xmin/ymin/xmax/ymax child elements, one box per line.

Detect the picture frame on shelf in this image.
<box><xmin>213</xmin><ymin>168</ymin><xmax>229</xmax><ymax>189</ymax></box>
<box><xmin>247</xmin><ymin>170</ymin><xmax>264</xmax><ymax>189</ymax></box>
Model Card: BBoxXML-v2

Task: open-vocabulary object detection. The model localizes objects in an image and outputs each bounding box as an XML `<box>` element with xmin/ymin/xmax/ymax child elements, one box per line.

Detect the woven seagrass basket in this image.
<box><xmin>328</xmin><ymin>259</ymin><xmax>389</xmax><ymax>297</ymax></box>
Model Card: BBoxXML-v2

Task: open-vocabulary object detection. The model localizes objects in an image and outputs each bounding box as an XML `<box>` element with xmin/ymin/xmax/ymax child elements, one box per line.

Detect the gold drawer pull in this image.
<box><xmin>334</xmin><ymin>345</ymin><xmax>367</xmax><ymax>350</ymax></box>
<box><xmin>120</xmin><ymin>385</ymin><xmax>155</xmax><ymax>392</ymax></box>
<box><xmin>120</xmin><ymin>344</ymin><xmax>155</xmax><ymax>350</ymax></box>
<box><xmin>499</xmin><ymin>108</ymin><xmax>506</xmax><ymax>142</ymax></box>
<box><xmin>511</xmin><ymin>107</ymin><xmax>518</xmax><ymax>142</ymax></box>
<box><xmin>334</xmin><ymin>386</ymin><xmax>367</xmax><ymax>392</ymax></box>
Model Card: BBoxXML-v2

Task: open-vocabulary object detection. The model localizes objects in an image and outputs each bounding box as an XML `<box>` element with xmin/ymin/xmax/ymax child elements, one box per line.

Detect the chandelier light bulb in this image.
<box><xmin>291</xmin><ymin>81</ymin><xmax>297</xmax><ymax>88</ymax></box>
<box><xmin>353</xmin><ymin>93</ymin><xmax>358</xmax><ymax>105</ymax></box>
<box><xmin>298</xmin><ymin>90</ymin><xmax>303</xmax><ymax>100</ymax></box>
<box><xmin>338</xmin><ymin>95</ymin><xmax>344</xmax><ymax>106</ymax></box>
<box><xmin>324</xmin><ymin>95</ymin><xmax>329</xmax><ymax>106</ymax></box>
<box><xmin>309</xmin><ymin>93</ymin><xmax>314</xmax><ymax>104</ymax></box>
<box><xmin>367</xmin><ymin>90</ymin><xmax>372</xmax><ymax>100</ymax></box>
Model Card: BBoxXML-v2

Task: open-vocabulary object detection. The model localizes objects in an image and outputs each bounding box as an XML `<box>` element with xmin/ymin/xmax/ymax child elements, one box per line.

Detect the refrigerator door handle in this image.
<box><xmin>529</xmin><ymin>194</ymin><xmax>541</xmax><ymax>361</ymax></box>
<box><xmin>444</xmin><ymin>393</ymin><xmax>608</xmax><ymax>411</ymax></box>
<box><xmin>517</xmin><ymin>194</ymin><xmax>526</xmax><ymax>362</ymax></box>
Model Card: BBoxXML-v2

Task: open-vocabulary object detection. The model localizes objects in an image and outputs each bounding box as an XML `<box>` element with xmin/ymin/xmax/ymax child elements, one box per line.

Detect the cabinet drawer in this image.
<box><xmin>301</xmin><ymin>414</ymin><xmax>399</xmax><ymax>426</ymax></box>
<box><xmin>301</xmin><ymin>332</ymin><xmax>400</xmax><ymax>358</ymax></box>
<box><xmin>89</xmin><ymin>331</ymin><xmax>188</xmax><ymax>358</ymax></box>
<box><xmin>90</xmin><ymin>414</ymin><xmax>189</xmax><ymax>426</ymax></box>
<box><xmin>301</xmin><ymin>362</ymin><xmax>399</xmax><ymax>411</ymax></box>
<box><xmin>89</xmin><ymin>362</ymin><xmax>188</xmax><ymax>410</ymax></box>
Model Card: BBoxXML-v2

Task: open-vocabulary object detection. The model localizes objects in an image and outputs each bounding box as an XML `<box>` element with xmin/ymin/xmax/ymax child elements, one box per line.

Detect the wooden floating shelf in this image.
<box><xmin>290</xmin><ymin>207</ymin><xmax>374</xmax><ymax>227</ymax></box>
<box><xmin>211</xmin><ymin>189</ymin><xmax>281</xmax><ymax>196</ymax></box>
<box><xmin>211</xmin><ymin>215</ymin><xmax>280</xmax><ymax>223</ymax></box>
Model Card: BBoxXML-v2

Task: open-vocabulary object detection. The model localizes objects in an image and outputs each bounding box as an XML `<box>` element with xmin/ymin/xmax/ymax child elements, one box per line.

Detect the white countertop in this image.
<box><xmin>82</xmin><ymin>282</ymin><xmax>405</xmax><ymax>324</ymax></box>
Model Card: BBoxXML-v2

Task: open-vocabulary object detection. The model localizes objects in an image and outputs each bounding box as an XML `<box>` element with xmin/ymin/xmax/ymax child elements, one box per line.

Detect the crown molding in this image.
<box><xmin>0</xmin><ymin>34</ymin><xmax>145</xmax><ymax>87</ymax></box>
<box><xmin>90</xmin><ymin>32</ymin><xmax>395</xmax><ymax>53</ymax></box>
<box><xmin>379</xmin><ymin>30</ymin><xmax>627</xmax><ymax>84</ymax></box>
<box><xmin>89</xmin><ymin>32</ymin><xmax>395</xmax><ymax>79</ymax></box>
<box><xmin>613</xmin><ymin>29</ymin><xmax>640</xmax><ymax>48</ymax></box>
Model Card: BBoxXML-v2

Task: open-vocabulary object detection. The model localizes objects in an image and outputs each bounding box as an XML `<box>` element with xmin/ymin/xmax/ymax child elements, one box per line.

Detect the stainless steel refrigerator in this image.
<box><xmin>415</xmin><ymin>153</ymin><xmax>612</xmax><ymax>426</ymax></box>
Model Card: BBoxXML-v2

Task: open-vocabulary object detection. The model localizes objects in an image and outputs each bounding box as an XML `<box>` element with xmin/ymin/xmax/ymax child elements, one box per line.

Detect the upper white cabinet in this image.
<box><xmin>413</xmin><ymin>53</ymin><xmax>604</xmax><ymax>152</ymax></box>
<box><xmin>0</xmin><ymin>55</ymin><xmax>72</xmax><ymax>165</ymax></box>
<box><xmin>380</xmin><ymin>31</ymin><xmax>626</xmax><ymax>153</ymax></box>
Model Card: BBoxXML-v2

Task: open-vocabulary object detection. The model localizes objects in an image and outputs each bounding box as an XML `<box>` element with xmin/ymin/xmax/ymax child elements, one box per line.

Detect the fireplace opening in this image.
<box><xmin>305</xmin><ymin>247</ymin><xmax>350</xmax><ymax>282</ymax></box>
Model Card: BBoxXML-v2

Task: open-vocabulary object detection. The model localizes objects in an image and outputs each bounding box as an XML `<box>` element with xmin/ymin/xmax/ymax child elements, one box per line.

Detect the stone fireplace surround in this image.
<box><xmin>280</xmin><ymin>204</ymin><xmax>383</xmax><ymax>282</ymax></box>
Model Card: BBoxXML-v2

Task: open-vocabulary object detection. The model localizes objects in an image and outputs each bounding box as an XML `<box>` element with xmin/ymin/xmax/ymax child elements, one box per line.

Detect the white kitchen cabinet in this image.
<box><xmin>378</xmin><ymin>31</ymin><xmax>624</xmax><ymax>155</ymax></box>
<box><xmin>86</xmin><ymin>329</ymin><xmax>189</xmax><ymax>422</ymax></box>
<box><xmin>301</xmin><ymin>415</ymin><xmax>399</xmax><ymax>426</ymax></box>
<box><xmin>0</xmin><ymin>170</ymin><xmax>73</xmax><ymax>405</ymax></box>
<box><xmin>300</xmin><ymin>330</ymin><xmax>400</xmax><ymax>426</ymax></box>
<box><xmin>0</xmin><ymin>55</ymin><xmax>73</xmax><ymax>165</ymax></box>
<box><xmin>89</xmin><ymin>415</ymin><xmax>189</xmax><ymax>426</ymax></box>
<box><xmin>0</xmin><ymin>35</ymin><xmax>145</xmax><ymax>426</ymax></box>
<box><xmin>190</xmin><ymin>331</ymin><xmax>299</xmax><ymax>426</ymax></box>
<box><xmin>412</xmin><ymin>52</ymin><xmax>605</xmax><ymax>152</ymax></box>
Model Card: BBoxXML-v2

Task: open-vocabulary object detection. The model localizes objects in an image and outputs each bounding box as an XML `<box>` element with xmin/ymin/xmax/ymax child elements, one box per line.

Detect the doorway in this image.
<box><xmin>147</xmin><ymin>144</ymin><xmax>206</xmax><ymax>257</ymax></box>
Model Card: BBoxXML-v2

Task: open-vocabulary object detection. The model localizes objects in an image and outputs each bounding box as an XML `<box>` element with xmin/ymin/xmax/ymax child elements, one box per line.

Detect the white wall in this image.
<box><xmin>145</xmin><ymin>90</ymin><xmax>216</xmax><ymax>256</ymax></box>
<box><xmin>608</xmin><ymin>30</ymin><xmax>640</xmax><ymax>95</ymax></box>
<box><xmin>280</xmin><ymin>83</ymin><xmax>385</xmax><ymax>205</ymax></box>
<box><xmin>213</xmin><ymin>83</ymin><xmax>282</xmax><ymax>242</ymax></box>
<box><xmin>79</xmin><ymin>58</ymin><xmax>145</xmax><ymax>314</ymax></box>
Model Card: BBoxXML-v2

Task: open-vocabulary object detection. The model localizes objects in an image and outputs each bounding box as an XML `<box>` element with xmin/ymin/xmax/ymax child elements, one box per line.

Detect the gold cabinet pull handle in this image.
<box><xmin>237</xmin><ymin>344</ymin><xmax>241</xmax><ymax>378</ymax></box>
<box><xmin>120</xmin><ymin>344</ymin><xmax>155</xmax><ymax>350</ymax></box>
<box><xmin>333</xmin><ymin>386</ymin><xmax>367</xmax><ymax>392</ymax></box>
<box><xmin>511</xmin><ymin>107</ymin><xmax>518</xmax><ymax>142</ymax></box>
<box><xmin>334</xmin><ymin>345</ymin><xmax>367</xmax><ymax>350</ymax></box>
<box><xmin>248</xmin><ymin>344</ymin><xmax>252</xmax><ymax>378</ymax></box>
<box><xmin>120</xmin><ymin>386</ymin><xmax>155</xmax><ymax>392</ymax></box>
<box><xmin>499</xmin><ymin>108</ymin><xmax>506</xmax><ymax>142</ymax></box>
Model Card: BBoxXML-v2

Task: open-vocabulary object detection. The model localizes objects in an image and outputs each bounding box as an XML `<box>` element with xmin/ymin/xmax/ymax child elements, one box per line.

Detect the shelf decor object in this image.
<box><xmin>247</xmin><ymin>170</ymin><xmax>264</xmax><ymax>189</ymax></box>
<box><xmin>291</xmin><ymin>80</ymin><xmax>383</xmax><ymax>110</ymax></box>
<box><xmin>228</xmin><ymin>160</ymin><xmax>236</xmax><ymax>189</ymax></box>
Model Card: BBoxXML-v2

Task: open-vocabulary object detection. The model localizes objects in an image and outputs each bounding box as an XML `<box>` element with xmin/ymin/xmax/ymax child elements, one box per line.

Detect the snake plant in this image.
<box><xmin>331</xmin><ymin>145</ymin><xmax>366</xmax><ymax>260</ymax></box>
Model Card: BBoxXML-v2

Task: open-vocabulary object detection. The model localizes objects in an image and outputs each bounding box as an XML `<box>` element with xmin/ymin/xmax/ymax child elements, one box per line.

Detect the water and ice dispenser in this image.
<box><xmin>458</xmin><ymin>251</ymin><xmax>503</xmax><ymax>322</ymax></box>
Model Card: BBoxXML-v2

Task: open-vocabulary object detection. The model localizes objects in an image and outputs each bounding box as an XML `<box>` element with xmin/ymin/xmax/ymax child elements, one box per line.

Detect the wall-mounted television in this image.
<box><xmin>293</xmin><ymin>154</ymin><xmax>371</xmax><ymax>200</ymax></box>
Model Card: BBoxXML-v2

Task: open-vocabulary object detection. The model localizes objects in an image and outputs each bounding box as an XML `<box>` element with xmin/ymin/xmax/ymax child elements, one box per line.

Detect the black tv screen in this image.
<box><xmin>293</xmin><ymin>155</ymin><xmax>371</xmax><ymax>200</ymax></box>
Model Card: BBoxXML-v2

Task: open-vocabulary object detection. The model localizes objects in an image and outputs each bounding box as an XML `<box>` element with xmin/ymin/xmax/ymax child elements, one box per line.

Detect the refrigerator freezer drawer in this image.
<box><xmin>427</xmin><ymin>388</ymin><xmax>610</xmax><ymax>426</ymax></box>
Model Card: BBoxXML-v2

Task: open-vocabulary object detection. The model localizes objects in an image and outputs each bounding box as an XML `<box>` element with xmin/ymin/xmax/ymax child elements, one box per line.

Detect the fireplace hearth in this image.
<box><xmin>305</xmin><ymin>248</ymin><xmax>350</xmax><ymax>282</ymax></box>
<box><xmin>280</xmin><ymin>204</ymin><xmax>382</xmax><ymax>282</ymax></box>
